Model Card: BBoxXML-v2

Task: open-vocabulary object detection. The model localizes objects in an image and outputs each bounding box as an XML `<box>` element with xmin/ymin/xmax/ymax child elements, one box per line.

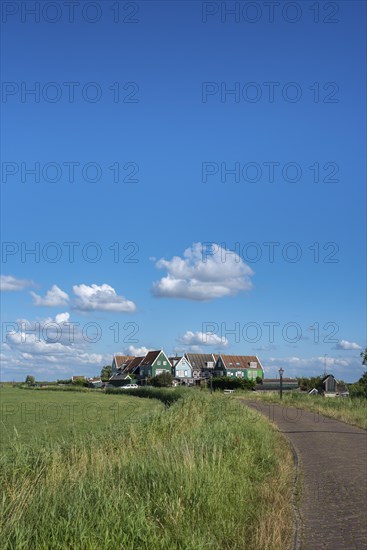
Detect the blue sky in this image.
<box><xmin>1</xmin><ymin>1</ymin><xmax>366</xmax><ymax>382</ymax></box>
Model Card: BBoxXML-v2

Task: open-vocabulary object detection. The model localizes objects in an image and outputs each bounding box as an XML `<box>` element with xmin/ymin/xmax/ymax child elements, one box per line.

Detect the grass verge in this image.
<box><xmin>0</xmin><ymin>392</ymin><xmax>293</xmax><ymax>550</ymax></box>
<box><xmin>245</xmin><ymin>391</ymin><xmax>367</xmax><ymax>430</ymax></box>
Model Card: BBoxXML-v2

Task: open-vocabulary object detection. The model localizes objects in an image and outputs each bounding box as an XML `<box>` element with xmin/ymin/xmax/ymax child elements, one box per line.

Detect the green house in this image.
<box><xmin>138</xmin><ymin>350</ymin><xmax>171</xmax><ymax>379</ymax></box>
<box><xmin>214</xmin><ymin>355</ymin><xmax>264</xmax><ymax>381</ymax></box>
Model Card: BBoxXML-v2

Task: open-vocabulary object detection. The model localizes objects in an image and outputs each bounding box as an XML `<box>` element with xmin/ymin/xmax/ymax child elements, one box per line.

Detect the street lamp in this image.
<box><xmin>279</xmin><ymin>368</ymin><xmax>284</xmax><ymax>400</ymax></box>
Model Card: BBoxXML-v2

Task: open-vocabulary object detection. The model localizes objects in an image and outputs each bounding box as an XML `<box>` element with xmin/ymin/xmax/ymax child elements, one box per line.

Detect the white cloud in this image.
<box><xmin>178</xmin><ymin>330</ymin><xmax>228</xmax><ymax>348</ymax></box>
<box><xmin>31</xmin><ymin>285</ymin><xmax>69</xmax><ymax>306</ymax></box>
<box><xmin>73</xmin><ymin>284</ymin><xmax>136</xmax><ymax>313</ymax></box>
<box><xmin>126</xmin><ymin>345</ymin><xmax>150</xmax><ymax>356</ymax></box>
<box><xmin>335</xmin><ymin>340</ymin><xmax>362</xmax><ymax>350</ymax></box>
<box><xmin>55</xmin><ymin>312</ymin><xmax>70</xmax><ymax>324</ymax></box>
<box><xmin>152</xmin><ymin>243</ymin><xmax>254</xmax><ymax>301</ymax></box>
<box><xmin>0</xmin><ymin>275</ymin><xmax>34</xmax><ymax>292</ymax></box>
<box><xmin>1</xmin><ymin>314</ymin><xmax>110</xmax><ymax>380</ymax></box>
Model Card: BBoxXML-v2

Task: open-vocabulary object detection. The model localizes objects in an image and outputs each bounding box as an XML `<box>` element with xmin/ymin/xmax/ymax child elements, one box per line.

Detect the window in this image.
<box><xmin>184</xmin><ymin>371</ymin><xmax>188</xmax><ymax>377</ymax></box>
<box><xmin>163</xmin><ymin>361</ymin><xmax>167</xmax><ymax>365</ymax></box>
<box><xmin>157</xmin><ymin>361</ymin><xmax>161</xmax><ymax>366</ymax></box>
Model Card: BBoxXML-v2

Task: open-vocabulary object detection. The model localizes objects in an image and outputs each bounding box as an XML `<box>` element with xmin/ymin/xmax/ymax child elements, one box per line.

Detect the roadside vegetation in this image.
<box><xmin>247</xmin><ymin>391</ymin><xmax>367</xmax><ymax>430</ymax></box>
<box><xmin>0</xmin><ymin>388</ymin><xmax>294</xmax><ymax>549</ymax></box>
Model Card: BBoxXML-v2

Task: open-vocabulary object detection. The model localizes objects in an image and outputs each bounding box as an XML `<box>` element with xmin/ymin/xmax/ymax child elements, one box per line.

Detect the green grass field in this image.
<box><xmin>0</xmin><ymin>386</ymin><xmax>163</xmax><ymax>451</ymax></box>
<box><xmin>245</xmin><ymin>391</ymin><xmax>367</xmax><ymax>430</ymax></box>
<box><xmin>0</xmin><ymin>387</ymin><xmax>294</xmax><ymax>549</ymax></box>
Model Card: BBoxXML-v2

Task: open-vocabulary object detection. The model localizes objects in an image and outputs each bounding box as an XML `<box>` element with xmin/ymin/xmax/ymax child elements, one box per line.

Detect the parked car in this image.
<box><xmin>121</xmin><ymin>384</ymin><xmax>139</xmax><ymax>389</ymax></box>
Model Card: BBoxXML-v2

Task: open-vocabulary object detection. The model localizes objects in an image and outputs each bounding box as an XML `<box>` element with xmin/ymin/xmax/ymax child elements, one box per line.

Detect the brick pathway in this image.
<box><xmin>243</xmin><ymin>400</ymin><xmax>367</xmax><ymax>550</ymax></box>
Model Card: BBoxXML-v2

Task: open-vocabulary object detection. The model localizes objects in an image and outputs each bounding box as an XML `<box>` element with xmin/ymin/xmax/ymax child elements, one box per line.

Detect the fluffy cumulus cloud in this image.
<box><xmin>335</xmin><ymin>340</ymin><xmax>362</xmax><ymax>350</ymax></box>
<box><xmin>152</xmin><ymin>243</ymin><xmax>254</xmax><ymax>301</ymax></box>
<box><xmin>73</xmin><ymin>284</ymin><xmax>136</xmax><ymax>313</ymax></box>
<box><xmin>178</xmin><ymin>330</ymin><xmax>228</xmax><ymax>348</ymax></box>
<box><xmin>31</xmin><ymin>285</ymin><xmax>69</xmax><ymax>306</ymax></box>
<box><xmin>0</xmin><ymin>275</ymin><xmax>34</xmax><ymax>292</ymax></box>
<box><xmin>1</xmin><ymin>313</ymin><xmax>110</xmax><ymax>380</ymax></box>
<box><xmin>126</xmin><ymin>345</ymin><xmax>151</xmax><ymax>356</ymax></box>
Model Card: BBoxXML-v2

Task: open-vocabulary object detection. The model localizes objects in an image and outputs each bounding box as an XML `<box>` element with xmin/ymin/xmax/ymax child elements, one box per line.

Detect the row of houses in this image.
<box><xmin>109</xmin><ymin>350</ymin><xmax>265</xmax><ymax>386</ymax></box>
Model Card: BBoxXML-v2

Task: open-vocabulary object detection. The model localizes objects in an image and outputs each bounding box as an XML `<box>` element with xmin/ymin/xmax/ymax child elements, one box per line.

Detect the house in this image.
<box><xmin>108</xmin><ymin>356</ymin><xmax>144</xmax><ymax>386</ymax></box>
<box><xmin>138</xmin><ymin>350</ymin><xmax>171</xmax><ymax>380</ymax></box>
<box><xmin>108</xmin><ymin>371</ymin><xmax>133</xmax><ymax>387</ymax></box>
<box><xmin>111</xmin><ymin>355</ymin><xmax>134</xmax><ymax>375</ymax></box>
<box><xmin>184</xmin><ymin>353</ymin><xmax>217</xmax><ymax>380</ymax></box>
<box><xmin>169</xmin><ymin>356</ymin><xmax>193</xmax><ymax>383</ymax></box>
<box><xmin>313</xmin><ymin>374</ymin><xmax>349</xmax><ymax>397</ymax></box>
<box><xmin>87</xmin><ymin>377</ymin><xmax>103</xmax><ymax>388</ymax></box>
<box><xmin>214</xmin><ymin>355</ymin><xmax>264</xmax><ymax>381</ymax></box>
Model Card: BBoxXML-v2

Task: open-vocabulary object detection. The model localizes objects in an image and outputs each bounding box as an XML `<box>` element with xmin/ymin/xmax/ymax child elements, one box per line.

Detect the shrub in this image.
<box><xmin>150</xmin><ymin>371</ymin><xmax>174</xmax><ymax>387</ymax></box>
<box><xmin>212</xmin><ymin>377</ymin><xmax>255</xmax><ymax>391</ymax></box>
<box><xmin>105</xmin><ymin>386</ymin><xmax>185</xmax><ymax>405</ymax></box>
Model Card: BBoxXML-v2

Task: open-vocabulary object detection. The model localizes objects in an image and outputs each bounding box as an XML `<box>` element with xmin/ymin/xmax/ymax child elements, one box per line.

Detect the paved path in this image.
<box><xmin>242</xmin><ymin>400</ymin><xmax>367</xmax><ymax>550</ymax></box>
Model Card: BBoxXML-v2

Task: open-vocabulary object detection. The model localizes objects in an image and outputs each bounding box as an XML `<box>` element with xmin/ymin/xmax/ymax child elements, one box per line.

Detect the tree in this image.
<box><xmin>25</xmin><ymin>375</ymin><xmax>35</xmax><ymax>386</ymax></box>
<box><xmin>100</xmin><ymin>365</ymin><xmax>112</xmax><ymax>379</ymax></box>
<box><xmin>360</xmin><ymin>348</ymin><xmax>367</xmax><ymax>365</ymax></box>
<box><xmin>150</xmin><ymin>372</ymin><xmax>173</xmax><ymax>387</ymax></box>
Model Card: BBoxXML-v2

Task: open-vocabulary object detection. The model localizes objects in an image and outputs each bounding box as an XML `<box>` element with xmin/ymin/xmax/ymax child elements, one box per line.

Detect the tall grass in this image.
<box><xmin>248</xmin><ymin>392</ymin><xmax>367</xmax><ymax>430</ymax></box>
<box><xmin>0</xmin><ymin>393</ymin><xmax>293</xmax><ymax>549</ymax></box>
<box><xmin>105</xmin><ymin>385</ymin><xmax>188</xmax><ymax>404</ymax></box>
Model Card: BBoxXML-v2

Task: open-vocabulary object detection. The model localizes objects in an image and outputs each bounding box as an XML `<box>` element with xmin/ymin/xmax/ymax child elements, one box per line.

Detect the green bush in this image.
<box><xmin>57</xmin><ymin>379</ymin><xmax>72</xmax><ymax>385</ymax></box>
<box><xmin>212</xmin><ymin>376</ymin><xmax>255</xmax><ymax>391</ymax></box>
<box><xmin>150</xmin><ymin>371</ymin><xmax>174</xmax><ymax>387</ymax></box>
<box><xmin>105</xmin><ymin>386</ymin><xmax>185</xmax><ymax>405</ymax></box>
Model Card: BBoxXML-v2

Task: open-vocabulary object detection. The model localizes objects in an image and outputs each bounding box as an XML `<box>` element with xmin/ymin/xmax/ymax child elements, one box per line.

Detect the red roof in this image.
<box><xmin>114</xmin><ymin>355</ymin><xmax>134</xmax><ymax>368</ymax></box>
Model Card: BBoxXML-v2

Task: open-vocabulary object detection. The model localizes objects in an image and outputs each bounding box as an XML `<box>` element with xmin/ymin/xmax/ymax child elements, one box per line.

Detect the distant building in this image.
<box><xmin>311</xmin><ymin>374</ymin><xmax>349</xmax><ymax>397</ymax></box>
<box><xmin>214</xmin><ymin>355</ymin><xmax>264</xmax><ymax>381</ymax></box>
<box><xmin>169</xmin><ymin>356</ymin><xmax>193</xmax><ymax>383</ymax></box>
<box><xmin>138</xmin><ymin>350</ymin><xmax>171</xmax><ymax>379</ymax></box>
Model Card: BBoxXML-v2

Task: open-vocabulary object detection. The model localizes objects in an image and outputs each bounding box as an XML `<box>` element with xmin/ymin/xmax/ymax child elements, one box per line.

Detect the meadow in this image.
<box><xmin>0</xmin><ymin>386</ymin><xmax>294</xmax><ymax>549</ymax></box>
<box><xmin>245</xmin><ymin>391</ymin><xmax>367</xmax><ymax>430</ymax></box>
<box><xmin>0</xmin><ymin>385</ymin><xmax>163</xmax><ymax>451</ymax></box>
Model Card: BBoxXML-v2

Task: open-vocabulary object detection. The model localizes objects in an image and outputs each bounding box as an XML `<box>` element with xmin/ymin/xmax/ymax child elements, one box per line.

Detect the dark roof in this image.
<box><xmin>219</xmin><ymin>355</ymin><xmax>263</xmax><ymax>370</ymax></box>
<box><xmin>184</xmin><ymin>353</ymin><xmax>215</xmax><ymax>370</ymax></box>
<box><xmin>123</xmin><ymin>356</ymin><xmax>145</xmax><ymax>374</ymax></box>
<box><xmin>140</xmin><ymin>350</ymin><xmax>162</xmax><ymax>366</ymax></box>
<box><xmin>321</xmin><ymin>374</ymin><xmax>337</xmax><ymax>383</ymax></box>
<box><xmin>113</xmin><ymin>355</ymin><xmax>134</xmax><ymax>368</ymax></box>
<box><xmin>109</xmin><ymin>371</ymin><xmax>131</xmax><ymax>381</ymax></box>
<box><xmin>168</xmin><ymin>356</ymin><xmax>182</xmax><ymax>366</ymax></box>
